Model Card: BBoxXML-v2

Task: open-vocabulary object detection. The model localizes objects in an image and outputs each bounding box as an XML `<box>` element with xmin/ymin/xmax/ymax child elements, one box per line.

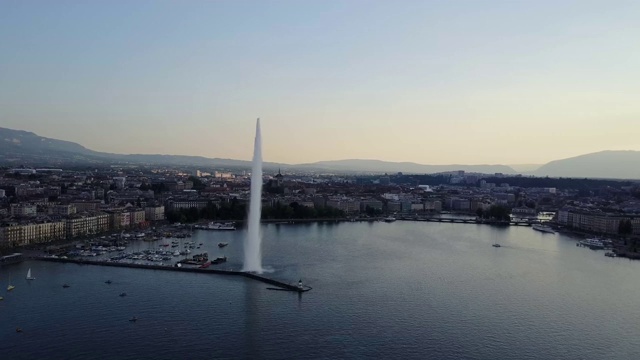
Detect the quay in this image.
<box><xmin>398</xmin><ymin>216</ymin><xmax>541</xmax><ymax>226</ymax></box>
<box><xmin>255</xmin><ymin>216</ymin><xmax>540</xmax><ymax>227</ymax></box>
<box><xmin>33</xmin><ymin>256</ymin><xmax>311</xmax><ymax>293</ymax></box>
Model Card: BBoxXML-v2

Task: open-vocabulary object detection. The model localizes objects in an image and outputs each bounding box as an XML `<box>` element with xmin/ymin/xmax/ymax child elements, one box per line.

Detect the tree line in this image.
<box><xmin>166</xmin><ymin>200</ymin><xmax>346</xmax><ymax>223</ymax></box>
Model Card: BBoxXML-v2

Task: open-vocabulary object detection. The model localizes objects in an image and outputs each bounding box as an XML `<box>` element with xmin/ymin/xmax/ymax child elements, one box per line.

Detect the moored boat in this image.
<box><xmin>532</xmin><ymin>224</ymin><xmax>555</xmax><ymax>234</ymax></box>
<box><xmin>218</xmin><ymin>242</ymin><xmax>228</xmax><ymax>248</ymax></box>
<box><xmin>201</xmin><ymin>222</ymin><xmax>236</xmax><ymax>231</ymax></box>
<box><xmin>580</xmin><ymin>238</ymin><xmax>605</xmax><ymax>249</ymax></box>
<box><xmin>0</xmin><ymin>253</ymin><xmax>23</xmax><ymax>267</ymax></box>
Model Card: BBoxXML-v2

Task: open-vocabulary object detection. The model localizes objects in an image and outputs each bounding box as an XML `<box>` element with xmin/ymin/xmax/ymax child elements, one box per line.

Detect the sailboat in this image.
<box><xmin>26</xmin><ymin>268</ymin><xmax>35</xmax><ymax>280</ymax></box>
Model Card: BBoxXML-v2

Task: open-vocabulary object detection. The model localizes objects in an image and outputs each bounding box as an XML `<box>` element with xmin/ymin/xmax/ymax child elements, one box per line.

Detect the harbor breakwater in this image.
<box><xmin>33</xmin><ymin>256</ymin><xmax>311</xmax><ymax>292</ymax></box>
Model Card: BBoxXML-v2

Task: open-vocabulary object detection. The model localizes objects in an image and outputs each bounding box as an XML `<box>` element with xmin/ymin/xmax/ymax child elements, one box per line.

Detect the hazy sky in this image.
<box><xmin>1</xmin><ymin>1</ymin><xmax>639</xmax><ymax>165</ymax></box>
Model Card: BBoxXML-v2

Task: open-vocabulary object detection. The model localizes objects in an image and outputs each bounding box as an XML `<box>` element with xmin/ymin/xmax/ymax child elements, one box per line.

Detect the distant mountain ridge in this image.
<box><xmin>0</xmin><ymin>127</ymin><xmax>285</xmax><ymax>169</ymax></box>
<box><xmin>533</xmin><ymin>151</ymin><xmax>640</xmax><ymax>179</ymax></box>
<box><xmin>1</xmin><ymin>127</ymin><xmax>639</xmax><ymax>178</ymax></box>
<box><xmin>298</xmin><ymin>159</ymin><xmax>516</xmax><ymax>174</ymax></box>
<box><xmin>0</xmin><ymin>127</ymin><xmax>516</xmax><ymax>173</ymax></box>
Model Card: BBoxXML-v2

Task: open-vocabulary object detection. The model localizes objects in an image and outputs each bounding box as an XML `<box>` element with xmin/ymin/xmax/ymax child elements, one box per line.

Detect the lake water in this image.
<box><xmin>2</xmin><ymin>221</ymin><xmax>640</xmax><ymax>359</ymax></box>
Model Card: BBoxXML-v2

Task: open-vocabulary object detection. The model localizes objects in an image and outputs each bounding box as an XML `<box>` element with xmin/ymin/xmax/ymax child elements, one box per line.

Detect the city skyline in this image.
<box><xmin>1</xmin><ymin>1</ymin><xmax>639</xmax><ymax>165</ymax></box>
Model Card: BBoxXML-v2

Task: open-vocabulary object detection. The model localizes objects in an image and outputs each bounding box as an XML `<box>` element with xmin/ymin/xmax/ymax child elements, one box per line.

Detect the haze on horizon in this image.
<box><xmin>1</xmin><ymin>1</ymin><xmax>638</xmax><ymax>166</ymax></box>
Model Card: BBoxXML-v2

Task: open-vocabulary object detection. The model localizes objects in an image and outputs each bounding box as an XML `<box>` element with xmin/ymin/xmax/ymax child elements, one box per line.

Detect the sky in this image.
<box><xmin>1</xmin><ymin>0</ymin><xmax>639</xmax><ymax>165</ymax></box>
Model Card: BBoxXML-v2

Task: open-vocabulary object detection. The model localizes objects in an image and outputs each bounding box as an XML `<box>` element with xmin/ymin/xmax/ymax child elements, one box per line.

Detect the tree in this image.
<box><xmin>619</xmin><ymin>219</ymin><xmax>633</xmax><ymax>236</ymax></box>
<box><xmin>188</xmin><ymin>176</ymin><xmax>206</xmax><ymax>191</ymax></box>
<box><xmin>483</xmin><ymin>205</ymin><xmax>511</xmax><ymax>221</ymax></box>
<box><xmin>366</xmin><ymin>205</ymin><xmax>382</xmax><ymax>217</ymax></box>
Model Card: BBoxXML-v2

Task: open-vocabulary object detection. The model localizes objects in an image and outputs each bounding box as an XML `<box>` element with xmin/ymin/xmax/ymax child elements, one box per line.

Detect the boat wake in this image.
<box><xmin>260</xmin><ymin>266</ymin><xmax>275</xmax><ymax>274</ymax></box>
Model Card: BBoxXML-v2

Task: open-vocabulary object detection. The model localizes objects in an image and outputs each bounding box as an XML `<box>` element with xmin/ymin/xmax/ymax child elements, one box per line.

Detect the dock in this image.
<box><xmin>33</xmin><ymin>257</ymin><xmax>311</xmax><ymax>293</ymax></box>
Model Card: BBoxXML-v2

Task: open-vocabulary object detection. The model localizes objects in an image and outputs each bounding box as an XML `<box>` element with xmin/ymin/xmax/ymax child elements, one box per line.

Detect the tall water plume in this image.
<box><xmin>243</xmin><ymin>118</ymin><xmax>263</xmax><ymax>273</ymax></box>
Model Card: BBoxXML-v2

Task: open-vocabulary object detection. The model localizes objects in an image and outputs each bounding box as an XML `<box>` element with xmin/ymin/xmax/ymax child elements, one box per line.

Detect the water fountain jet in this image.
<box><xmin>243</xmin><ymin>118</ymin><xmax>263</xmax><ymax>273</ymax></box>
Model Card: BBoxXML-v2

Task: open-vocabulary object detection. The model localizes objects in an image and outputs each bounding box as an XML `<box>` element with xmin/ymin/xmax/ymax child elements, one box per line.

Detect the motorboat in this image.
<box><xmin>7</xmin><ymin>285</ymin><xmax>15</xmax><ymax>291</ymax></box>
<box><xmin>119</xmin><ymin>292</ymin><xmax>127</xmax><ymax>297</ymax></box>
<box><xmin>62</xmin><ymin>284</ymin><xmax>70</xmax><ymax>288</ymax></box>
<box><xmin>105</xmin><ymin>280</ymin><xmax>112</xmax><ymax>284</ymax></box>
<box><xmin>532</xmin><ymin>224</ymin><xmax>555</xmax><ymax>234</ymax></box>
<box><xmin>492</xmin><ymin>244</ymin><xmax>501</xmax><ymax>248</ymax></box>
<box><xmin>212</xmin><ymin>256</ymin><xmax>227</xmax><ymax>264</ymax></box>
<box><xmin>218</xmin><ymin>242</ymin><xmax>229</xmax><ymax>248</ymax></box>
<box><xmin>383</xmin><ymin>217</ymin><xmax>396</xmax><ymax>223</ymax></box>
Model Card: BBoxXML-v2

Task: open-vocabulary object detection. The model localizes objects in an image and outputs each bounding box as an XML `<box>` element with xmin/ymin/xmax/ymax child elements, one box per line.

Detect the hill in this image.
<box><xmin>534</xmin><ymin>151</ymin><xmax>640</xmax><ymax>179</ymax></box>
<box><xmin>0</xmin><ymin>127</ymin><xmax>285</xmax><ymax>169</ymax></box>
<box><xmin>3</xmin><ymin>127</ymin><xmax>638</xmax><ymax>178</ymax></box>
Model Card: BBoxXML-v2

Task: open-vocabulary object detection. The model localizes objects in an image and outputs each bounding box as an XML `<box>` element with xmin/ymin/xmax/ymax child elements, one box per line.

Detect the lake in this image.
<box><xmin>2</xmin><ymin>221</ymin><xmax>639</xmax><ymax>359</ymax></box>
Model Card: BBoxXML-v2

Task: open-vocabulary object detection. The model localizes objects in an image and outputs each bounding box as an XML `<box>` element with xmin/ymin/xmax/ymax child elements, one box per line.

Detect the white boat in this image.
<box><xmin>532</xmin><ymin>224</ymin><xmax>555</xmax><ymax>234</ymax></box>
<box><xmin>580</xmin><ymin>238</ymin><xmax>604</xmax><ymax>249</ymax></box>
<box><xmin>383</xmin><ymin>217</ymin><xmax>396</xmax><ymax>223</ymax></box>
<box><xmin>7</xmin><ymin>284</ymin><xmax>15</xmax><ymax>291</ymax></box>
<box><xmin>205</xmin><ymin>222</ymin><xmax>236</xmax><ymax>231</ymax></box>
<box><xmin>26</xmin><ymin>268</ymin><xmax>35</xmax><ymax>280</ymax></box>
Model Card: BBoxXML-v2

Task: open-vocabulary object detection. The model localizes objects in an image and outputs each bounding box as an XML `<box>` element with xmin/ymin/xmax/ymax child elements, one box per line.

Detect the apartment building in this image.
<box><xmin>66</xmin><ymin>213</ymin><xmax>109</xmax><ymax>238</ymax></box>
<box><xmin>0</xmin><ymin>221</ymin><xmax>66</xmax><ymax>246</ymax></box>
<box><xmin>557</xmin><ymin>209</ymin><xmax>640</xmax><ymax>235</ymax></box>
<box><xmin>145</xmin><ymin>206</ymin><xmax>165</xmax><ymax>221</ymax></box>
<box><xmin>10</xmin><ymin>204</ymin><xmax>37</xmax><ymax>217</ymax></box>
